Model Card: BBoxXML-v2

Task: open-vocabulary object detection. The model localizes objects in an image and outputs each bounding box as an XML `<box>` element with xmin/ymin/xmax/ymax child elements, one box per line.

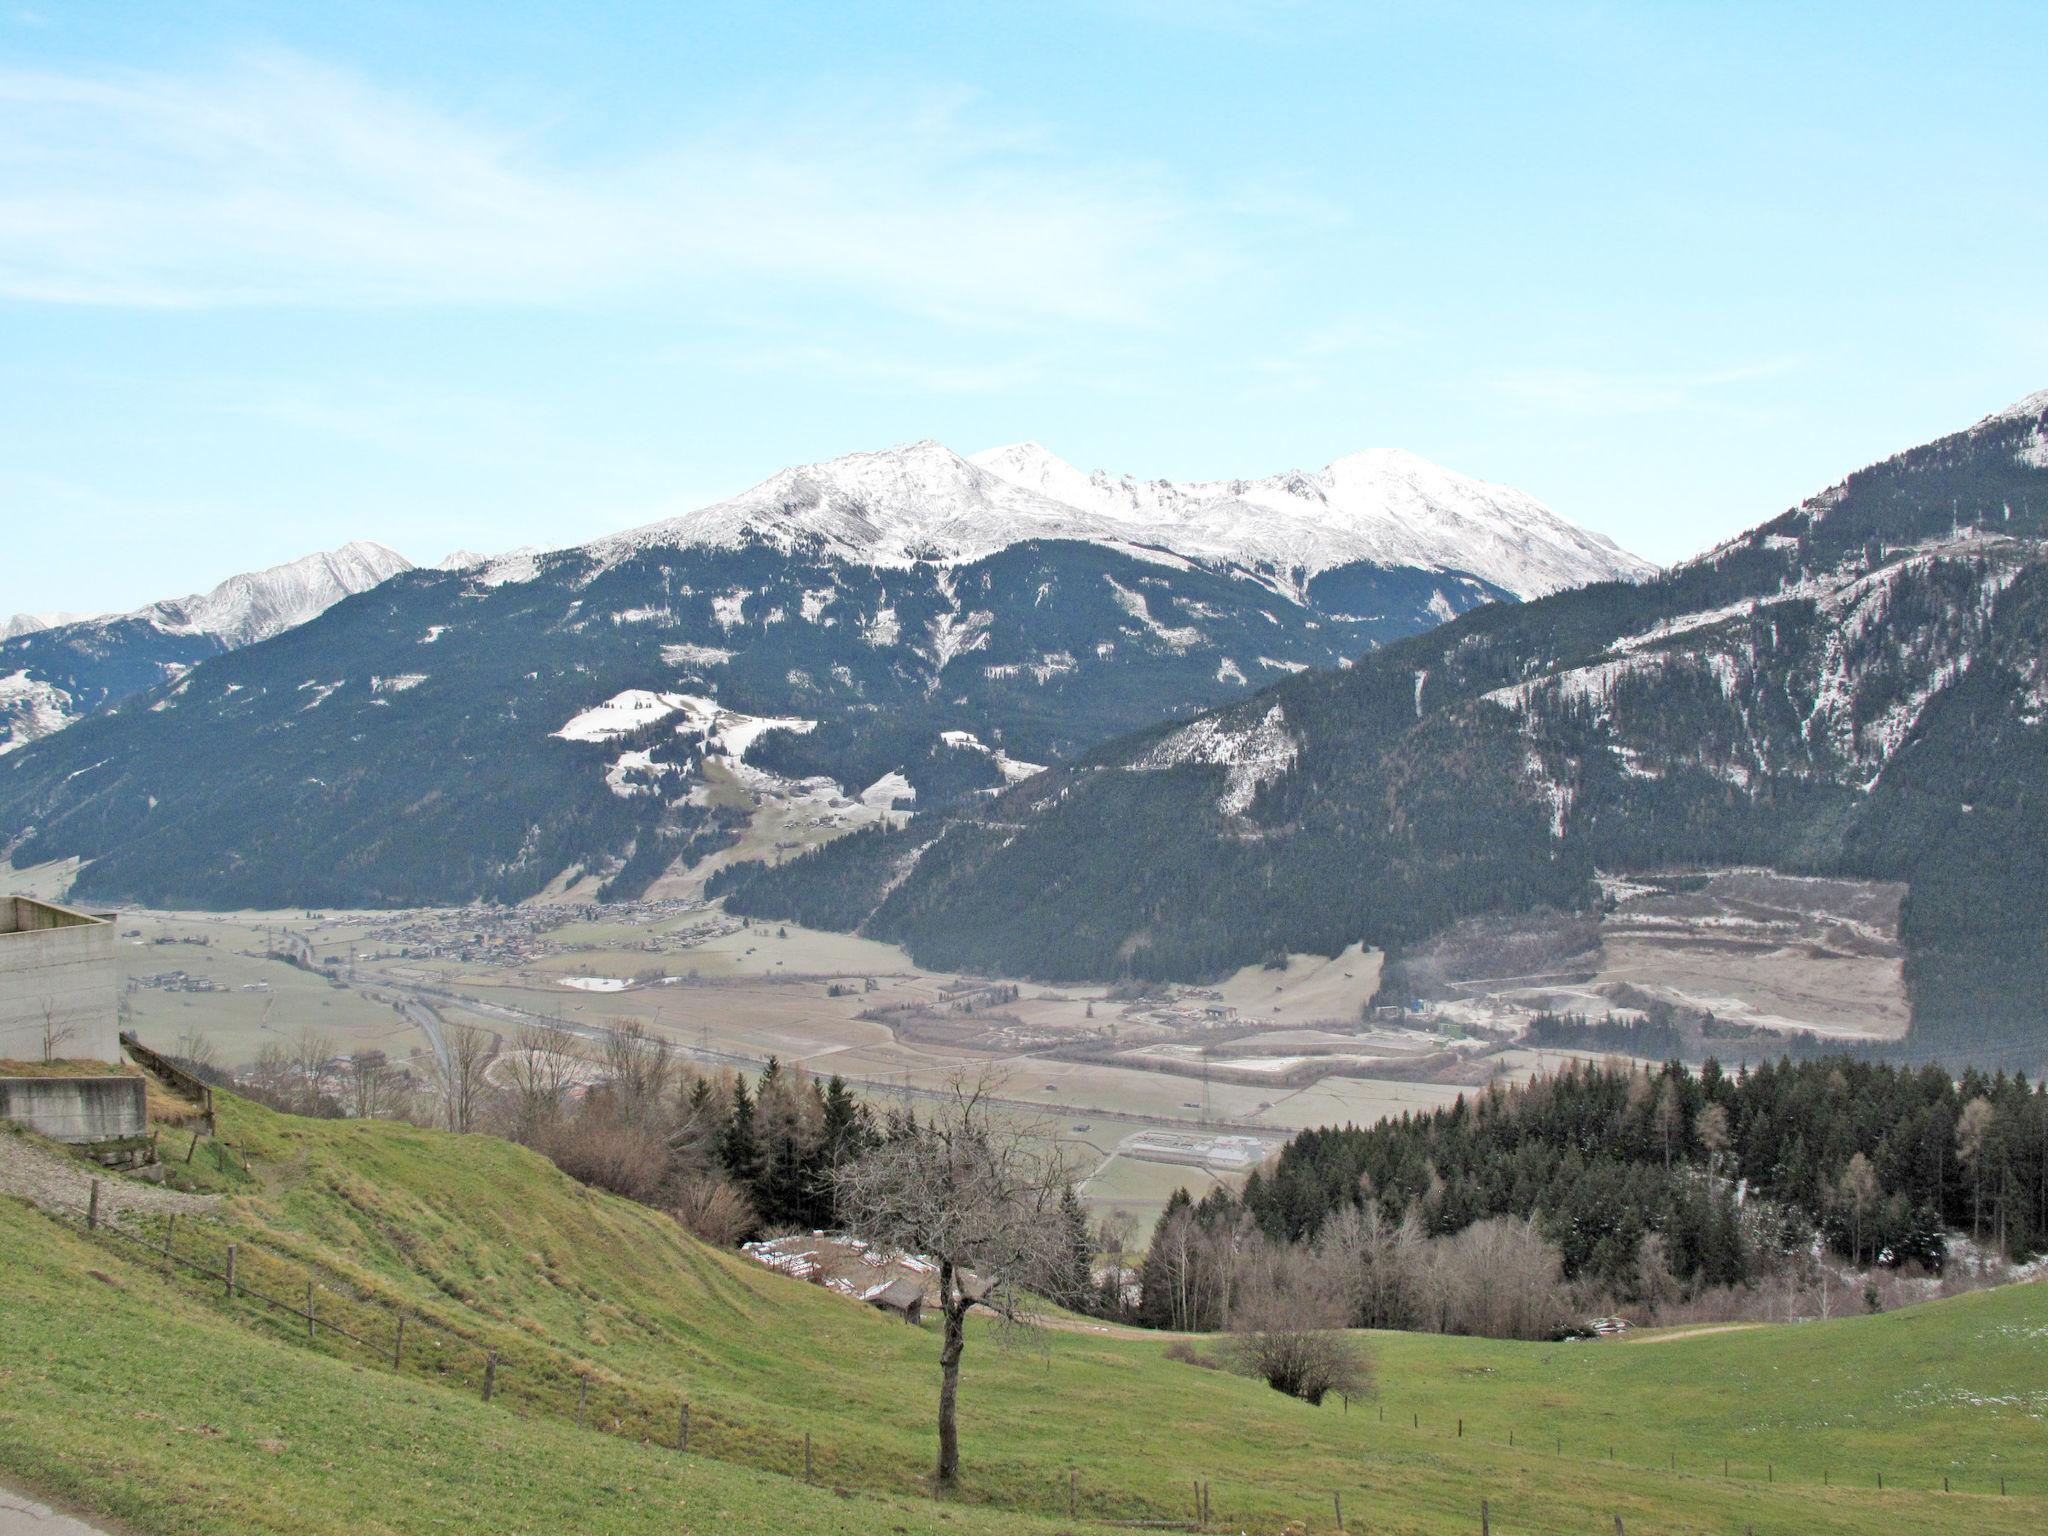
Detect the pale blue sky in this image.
<box><xmin>4</xmin><ymin>1</ymin><xmax>2044</xmax><ymax>616</ymax></box>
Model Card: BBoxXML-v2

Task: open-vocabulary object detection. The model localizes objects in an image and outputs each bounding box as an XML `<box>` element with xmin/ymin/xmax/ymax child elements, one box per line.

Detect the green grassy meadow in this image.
<box><xmin>2</xmin><ymin>1091</ymin><xmax>2043</xmax><ymax>1535</ymax></box>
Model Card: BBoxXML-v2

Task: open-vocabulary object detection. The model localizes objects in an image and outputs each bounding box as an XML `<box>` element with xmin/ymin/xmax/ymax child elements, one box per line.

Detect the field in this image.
<box><xmin>2</xmin><ymin>1095</ymin><xmax>2045</xmax><ymax>1536</ymax></box>
<box><xmin>1423</xmin><ymin>870</ymin><xmax>1912</xmax><ymax>1042</ymax></box>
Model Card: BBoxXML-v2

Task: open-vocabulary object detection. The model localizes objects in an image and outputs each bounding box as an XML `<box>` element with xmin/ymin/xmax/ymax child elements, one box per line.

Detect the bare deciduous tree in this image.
<box><xmin>832</xmin><ymin>1074</ymin><xmax>1068</xmax><ymax>1489</ymax></box>
<box><xmin>432</xmin><ymin>1021</ymin><xmax>497</xmax><ymax>1134</ymax></box>
<box><xmin>507</xmin><ymin>1020</ymin><xmax>580</xmax><ymax>1135</ymax></box>
<box><xmin>39</xmin><ymin>999</ymin><xmax>77</xmax><ymax>1064</ymax></box>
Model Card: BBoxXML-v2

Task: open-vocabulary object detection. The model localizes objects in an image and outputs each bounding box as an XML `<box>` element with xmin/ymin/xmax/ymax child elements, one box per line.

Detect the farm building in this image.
<box><xmin>0</xmin><ymin>897</ymin><xmax>119</xmax><ymax>1063</ymax></box>
<box><xmin>862</xmin><ymin>1276</ymin><xmax>925</xmax><ymax>1324</ymax></box>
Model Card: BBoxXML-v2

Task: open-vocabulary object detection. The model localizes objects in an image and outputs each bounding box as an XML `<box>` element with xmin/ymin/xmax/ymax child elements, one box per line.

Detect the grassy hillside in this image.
<box><xmin>3</xmin><ymin>1095</ymin><xmax>2045</xmax><ymax>1535</ymax></box>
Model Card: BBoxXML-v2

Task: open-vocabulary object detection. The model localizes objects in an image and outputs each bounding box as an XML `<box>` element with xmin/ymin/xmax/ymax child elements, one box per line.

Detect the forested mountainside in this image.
<box><xmin>0</xmin><ymin>541</ymin><xmax>414</xmax><ymax>753</ymax></box>
<box><xmin>0</xmin><ymin>439</ymin><xmax>1640</xmax><ymax>908</ymax></box>
<box><xmin>716</xmin><ymin>394</ymin><xmax>2048</xmax><ymax>1064</ymax></box>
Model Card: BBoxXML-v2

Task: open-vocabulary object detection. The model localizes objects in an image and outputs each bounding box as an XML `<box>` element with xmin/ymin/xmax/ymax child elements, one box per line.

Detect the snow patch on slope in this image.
<box><xmin>1135</xmin><ymin>703</ymin><xmax>1298</xmax><ymax>815</ymax></box>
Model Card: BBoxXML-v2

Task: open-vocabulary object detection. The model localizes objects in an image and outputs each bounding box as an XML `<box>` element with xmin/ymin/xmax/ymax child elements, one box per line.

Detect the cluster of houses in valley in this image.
<box><xmin>351</xmin><ymin>899</ymin><xmax>741</xmax><ymax>973</ymax></box>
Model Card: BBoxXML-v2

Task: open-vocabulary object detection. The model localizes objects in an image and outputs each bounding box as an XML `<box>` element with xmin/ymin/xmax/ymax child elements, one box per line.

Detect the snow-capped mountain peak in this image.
<box><xmin>585</xmin><ymin>437</ymin><xmax>1650</xmax><ymax>600</ymax></box>
<box><xmin>973</xmin><ymin>442</ymin><xmax>1654</xmax><ymax>598</ymax></box>
<box><xmin>591</xmin><ymin>440</ymin><xmax>1153</xmax><ymax>571</ymax></box>
<box><xmin>160</xmin><ymin>540</ymin><xmax>415</xmax><ymax>646</ymax></box>
<box><xmin>2</xmin><ymin>611</ymin><xmax>91</xmax><ymax>641</ymax></box>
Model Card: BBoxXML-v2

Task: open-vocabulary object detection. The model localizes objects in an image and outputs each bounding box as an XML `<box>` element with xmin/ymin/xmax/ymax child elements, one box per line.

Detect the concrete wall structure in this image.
<box><xmin>0</xmin><ymin>1074</ymin><xmax>146</xmax><ymax>1142</ymax></box>
<box><xmin>0</xmin><ymin>897</ymin><xmax>119</xmax><ymax>1062</ymax></box>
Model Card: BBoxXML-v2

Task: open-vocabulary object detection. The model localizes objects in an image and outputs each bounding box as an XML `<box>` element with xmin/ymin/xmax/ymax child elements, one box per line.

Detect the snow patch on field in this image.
<box><xmin>1103</xmin><ymin>575</ymin><xmax>1203</xmax><ymax>650</ymax></box>
<box><xmin>925</xmin><ymin>609</ymin><xmax>994</xmax><ymax>670</ymax></box>
<box><xmin>661</xmin><ymin>642</ymin><xmax>734</xmax><ymax>668</ymax></box>
<box><xmin>860</xmin><ymin>771</ymin><xmax>916</xmax><ymax>810</ymax></box>
<box><xmin>863</xmin><ymin>607</ymin><xmax>901</xmax><ymax>647</ymax></box>
<box><xmin>1135</xmin><ymin>702</ymin><xmax>1297</xmax><ymax>815</ymax></box>
<box><xmin>711</xmin><ymin>590</ymin><xmax>750</xmax><ymax>630</ymax></box>
<box><xmin>940</xmin><ymin>729</ymin><xmax>1047</xmax><ymax>783</ymax></box>
<box><xmin>0</xmin><ymin>670</ymin><xmax>76</xmax><ymax>752</ymax></box>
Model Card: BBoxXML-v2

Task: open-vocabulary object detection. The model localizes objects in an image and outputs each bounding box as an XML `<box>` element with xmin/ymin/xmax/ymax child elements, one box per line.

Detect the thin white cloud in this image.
<box><xmin>0</xmin><ymin>51</ymin><xmax>1225</xmax><ymax>324</ymax></box>
<box><xmin>1487</xmin><ymin>358</ymin><xmax>1807</xmax><ymax>419</ymax></box>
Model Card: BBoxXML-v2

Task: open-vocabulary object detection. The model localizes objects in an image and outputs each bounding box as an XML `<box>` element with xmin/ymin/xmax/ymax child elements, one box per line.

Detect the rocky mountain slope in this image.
<box><xmin>0</xmin><ymin>541</ymin><xmax>414</xmax><ymax>753</ymax></box>
<box><xmin>713</xmin><ymin>395</ymin><xmax>2048</xmax><ymax>1064</ymax></box>
<box><xmin>0</xmin><ymin>441</ymin><xmax>1637</xmax><ymax>908</ymax></box>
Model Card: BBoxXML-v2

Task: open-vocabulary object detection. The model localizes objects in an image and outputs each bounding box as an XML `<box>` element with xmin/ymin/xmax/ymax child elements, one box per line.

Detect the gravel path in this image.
<box><xmin>0</xmin><ymin>1485</ymin><xmax>125</xmax><ymax>1536</ymax></box>
<box><xmin>0</xmin><ymin>1134</ymin><xmax>221</xmax><ymax>1227</ymax></box>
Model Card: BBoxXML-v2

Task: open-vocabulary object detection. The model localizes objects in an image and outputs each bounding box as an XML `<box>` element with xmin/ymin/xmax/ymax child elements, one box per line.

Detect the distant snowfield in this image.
<box><xmin>557</xmin><ymin>976</ymin><xmax>633</xmax><ymax>992</ymax></box>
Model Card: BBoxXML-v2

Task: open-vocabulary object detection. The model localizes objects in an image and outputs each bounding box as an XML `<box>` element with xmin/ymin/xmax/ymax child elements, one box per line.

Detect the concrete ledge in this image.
<box><xmin>0</xmin><ymin>1075</ymin><xmax>147</xmax><ymax>1142</ymax></box>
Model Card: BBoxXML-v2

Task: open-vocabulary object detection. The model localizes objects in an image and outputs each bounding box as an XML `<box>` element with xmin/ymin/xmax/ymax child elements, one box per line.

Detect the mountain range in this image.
<box><xmin>711</xmin><ymin>393</ymin><xmax>2048</xmax><ymax>1065</ymax></box>
<box><xmin>0</xmin><ymin>541</ymin><xmax>416</xmax><ymax>754</ymax></box>
<box><xmin>0</xmin><ymin>439</ymin><xmax>1638</xmax><ymax>908</ymax></box>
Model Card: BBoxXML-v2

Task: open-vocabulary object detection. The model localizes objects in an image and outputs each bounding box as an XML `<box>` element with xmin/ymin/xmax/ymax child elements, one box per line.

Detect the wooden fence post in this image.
<box><xmin>1068</xmin><ymin>1469</ymin><xmax>1076</xmax><ymax>1519</ymax></box>
<box><xmin>1334</xmin><ymin>1490</ymin><xmax>1344</xmax><ymax>1531</ymax></box>
<box><xmin>306</xmin><ymin>1280</ymin><xmax>316</xmax><ymax>1343</ymax></box>
<box><xmin>805</xmin><ymin>1431</ymin><xmax>813</xmax><ymax>1483</ymax></box>
<box><xmin>87</xmin><ymin>1179</ymin><xmax>101</xmax><ymax>1231</ymax></box>
<box><xmin>577</xmin><ymin>1376</ymin><xmax>589</xmax><ymax>1429</ymax></box>
<box><xmin>185</xmin><ymin>1129</ymin><xmax>200</xmax><ymax>1164</ymax></box>
<box><xmin>1202</xmin><ymin>1480</ymin><xmax>1210</xmax><ymax>1526</ymax></box>
<box><xmin>393</xmin><ymin>1314</ymin><xmax>405</xmax><ymax>1369</ymax></box>
<box><xmin>1458</xmin><ymin>1417</ymin><xmax>1464</xmax><ymax>1438</ymax></box>
<box><xmin>225</xmin><ymin>1243</ymin><xmax>237</xmax><ymax>1298</ymax></box>
<box><xmin>1481</xmin><ymin>1497</ymin><xmax>1490</xmax><ymax>1535</ymax></box>
<box><xmin>1943</xmin><ymin>1475</ymin><xmax>1949</xmax><ymax>1493</ymax></box>
<box><xmin>482</xmin><ymin>1351</ymin><xmax>497</xmax><ymax>1403</ymax></box>
<box><xmin>162</xmin><ymin>1213</ymin><xmax>175</xmax><ymax>1274</ymax></box>
<box><xmin>678</xmin><ymin>1400</ymin><xmax>689</xmax><ymax>1452</ymax></box>
<box><xmin>1613</xmin><ymin>1517</ymin><xmax>1624</xmax><ymax>1536</ymax></box>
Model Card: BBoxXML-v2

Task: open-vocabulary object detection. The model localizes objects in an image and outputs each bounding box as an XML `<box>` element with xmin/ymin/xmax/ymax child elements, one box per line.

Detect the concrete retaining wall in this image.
<box><xmin>0</xmin><ymin>898</ymin><xmax>118</xmax><ymax>1062</ymax></box>
<box><xmin>0</xmin><ymin>1074</ymin><xmax>147</xmax><ymax>1142</ymax></box>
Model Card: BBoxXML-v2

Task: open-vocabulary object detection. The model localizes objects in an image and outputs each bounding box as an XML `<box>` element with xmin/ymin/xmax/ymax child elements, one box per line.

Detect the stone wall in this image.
<box><xmin>0</xmin><ymin>898</ymin><xmax>119</xmax><ymax>1062</ymax></box>
<box><xmin>0</xmin><ymin>1074</ymin><xmax>146</xmax><ymax>1142</ymax></box>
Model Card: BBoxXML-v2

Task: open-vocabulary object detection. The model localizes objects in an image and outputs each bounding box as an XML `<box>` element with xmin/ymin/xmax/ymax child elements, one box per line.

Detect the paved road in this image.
<box><xmin>0</xmin><ymin>1486</ymin><xmax>121</xmax><ymax>1536</ymax></box>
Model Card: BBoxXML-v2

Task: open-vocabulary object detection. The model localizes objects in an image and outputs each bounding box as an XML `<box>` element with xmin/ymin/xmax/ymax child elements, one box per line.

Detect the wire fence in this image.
<box><xmin>48</xmin><ymin>1179</ymin><xmax>2038</xmax><ymax>1533</ymax></box>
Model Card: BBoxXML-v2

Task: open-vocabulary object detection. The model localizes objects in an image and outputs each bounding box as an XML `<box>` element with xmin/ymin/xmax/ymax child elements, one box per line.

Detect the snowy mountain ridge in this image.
<box><xmin>0</xmin><ymin>540</ymin><xmax>415</xmax><ymax>753</ymax></box>
<box><xmin>142</xmin><ymin>540</ymin><xmax>416</xmax><ymax>647</ymax></box>
<box><xmin>580</xmin><ymin>439</ymin><xmax>1651</xmax><ymax>601</ymax></box>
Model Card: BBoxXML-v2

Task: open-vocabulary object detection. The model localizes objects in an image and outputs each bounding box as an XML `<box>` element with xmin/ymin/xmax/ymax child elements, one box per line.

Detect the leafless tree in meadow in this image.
<box><xmin>433</xmin><ymin>1020</ymin><xmax>497</xmax><ymax>1134</ymax></box>
<box><xmin>832</xmin><ymin>1072</ymin><xmax>1069</xmax><ymax>1489</ymax></box>
<box><xmin>1227</xmin><ymin>1259</ymin><xmax>1372</xmax><ymax>1406</ymax></box>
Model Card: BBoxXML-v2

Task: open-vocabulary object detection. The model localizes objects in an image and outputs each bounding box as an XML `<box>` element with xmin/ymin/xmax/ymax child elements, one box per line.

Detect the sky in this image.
<box><xmin>3</xmin><ymin>1</ymin><xmax>2045</xmax><ymax>618</ymax></box>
